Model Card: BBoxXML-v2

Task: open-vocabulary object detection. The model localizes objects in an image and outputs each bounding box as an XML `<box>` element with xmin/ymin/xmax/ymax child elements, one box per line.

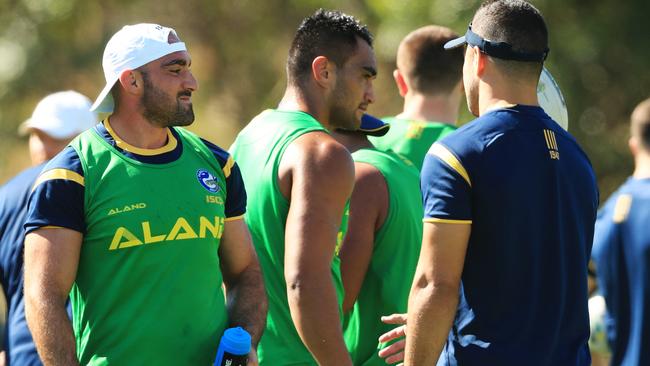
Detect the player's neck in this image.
<box><xmin>478</xmin><ymin>77</ymin><xmax>538</xmax><ymax>115</ymax></box>
<box><xmin>279</xmin><ymin>86</ymin><xmax>333</xmax><ymax>131</ymax></box>
<box><xmin>633</xmin><ymin>153</ymin><xmax>650</xmax><ymax>179</ymax></box>
<box><xmin>106</xmin><ymin>111</ymin><xmax>170</xmax><ymax>149</ymax></box>
<box><xmin>398</xmin><ymin>93</ymin><xmax>459</xmax><ymax>125</ymax></box>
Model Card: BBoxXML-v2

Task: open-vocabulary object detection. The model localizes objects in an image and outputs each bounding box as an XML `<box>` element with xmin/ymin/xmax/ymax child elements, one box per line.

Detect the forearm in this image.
<box><xmin>287</xmin><ymin>274</ymin><xmax>352</xmax><ymax>365</ymax></box>
<box><xmin>25</xmin><ymin>291</ymin><xmax>79</xmax><ymax>366</ymax></box>
<box><xmin>404</xmin><ymin>281</ymin><xmax>459</xmax><ymax>366</ymax></box>
<box><xmin>226</xmin><ymin>263</ymin><xmax>267</xmax><ymax>347</ymax></box>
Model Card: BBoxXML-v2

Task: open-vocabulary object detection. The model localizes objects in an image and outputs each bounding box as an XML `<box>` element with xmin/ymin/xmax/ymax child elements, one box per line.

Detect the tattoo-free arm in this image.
<box><xmin>282</xmin><ymin>134</ymin><xmax>355</xmax><ymax>365</ymax></box>
<box><xmin>404</xmin><ymin>222</ymin><xmax>470</xmax><ymax>365</ymax></box>
<box><xmin>24</xmin><ymin>228</ymin><xmax>81</xmax><ymax>366</ymax></box>
<box><xmin>339</xmin><ymin>162</ymin><xmax>387</xmax><ymax>313</ymax></box>
<box><xmin>219</xmin><ymin>219</ymin><xmax>267</xmax><ymax>348</ymax></box>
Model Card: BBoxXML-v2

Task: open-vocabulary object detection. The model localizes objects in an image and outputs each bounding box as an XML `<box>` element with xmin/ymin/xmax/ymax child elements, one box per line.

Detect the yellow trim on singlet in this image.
<box><xmin>224</xmin><ymin>214</ymin><xmax>245</xmax><ymax>222</ymax></box>
<box><xmin>429</xmin><ymin>143</ymin><xmax>472</xmax><ymax>187</ymax></box>
<box><xmin>423</xmin><ymin>218</ymin><xmax>472</xmax><ymax>224</ymax></box>
<box><xmin>222</xmin><ymin>156</ymin><xmax>235</xmax><ymax>178</ymax></box>
<box><xmin>32</xmin><ymin>169</ymin><xmax>85</xmax><ymax>191</ymax></box>
<box><xmin>40</xmin><ymin>225</ymin><xmax>65</xmax><ymax>229</ymax></box>
<box><xmin>104</xmin><ymin>118</ymin><xmax>178</xmax><ymax>156</ymax></box>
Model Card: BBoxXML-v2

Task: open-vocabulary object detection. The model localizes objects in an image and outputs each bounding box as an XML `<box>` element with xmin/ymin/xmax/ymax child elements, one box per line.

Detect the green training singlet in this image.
<box><xmin>70</xmin><ymin>127</ymin><xmax>229</xmax><ymax>365</ymax></box>
<box><xmin>343</xmin><ymin>148</ymin><xmax>423</xmax><ymax>366</ymax></box>
<box><xmin>230</xmin><ymin>109</ymin><xmax>346</xmax><ymax>365</ymax></box>
<box><xmin>369</xmin><ymin>117</ymin><xmax>456</xmax><ymax>171</ymax></box>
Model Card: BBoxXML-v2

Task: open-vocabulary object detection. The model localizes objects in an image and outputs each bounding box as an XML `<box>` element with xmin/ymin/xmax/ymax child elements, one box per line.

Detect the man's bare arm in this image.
<box><xmin>404</xmin><ymin>222</ymin><xmax>470</xmax><ymax>365</ymax></box>
<box><xmin>24</xmin><ymin>228</ymin><xmax>81</xmax><ymax>366</ymax></box>
<box><xmin>281</xmin><ymin>133</ymin><xmax>355</xmax><ymax>365</ymax></box>
<box><xmin>219</xmin><ymin>219</ymin><xmax>267</xmax><ymax>351</ymax></box>
<box><xmin>339</xmin><ymin>162</ymin><xmax>387</xmax><ymax>313</ymax></box>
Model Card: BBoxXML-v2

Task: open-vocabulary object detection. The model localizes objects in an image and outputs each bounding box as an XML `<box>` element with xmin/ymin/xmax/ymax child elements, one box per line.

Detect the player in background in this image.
<box><xmin>332</xmin><ymin>114</ymin><xmax>423</xmax><ymax>366</ymax></box>
<box><xmin>379</xmin><ymin>1</ymin><xmax>598</xmax><ymax>365</ymax></box>
<box><xmin>0</xmin><ymin>91</ymin><xmax>96</xmax><ymax>366</ymax></box>
<box><xmin>369</xmin><ymin>25</ymin><xmax>463</xmax><ymax>171</ymax></box>
<box><xmin>230</xmin><ymin>9</ymin><xmax>376</xmax><ymax>366</ymax></box>
<box><xmin>591</xmin><ymin>98</ymin><xmax>650</xmax><ymax>366</ymax></box>
<box><xmin>23</xmin><ymin>23</ymin><xmax>266</xmax><ymax>365</ymax></box>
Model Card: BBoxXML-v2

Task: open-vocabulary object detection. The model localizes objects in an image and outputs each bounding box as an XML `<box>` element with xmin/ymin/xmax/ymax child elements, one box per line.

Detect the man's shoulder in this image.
<box><xmin>39</xmin><ymin>146</ymin><xmax>84</xmax><ymax>176</ymax></box>
<box><xmin>288</xmin><ymin>131</ymin><xmax>350</xmax><ymax>167</ymax></box>
<box><xmin>196</xmin><ymin>137</ymin><xmax>232</xmax><ymax>169</ymax></box>
<box><xmin>1</xmin><ymin>165</ymin><xmax>44</xmax><ymax>195</ymax></box>
<box><xmin>600</xmin><ymin>178</ymin><xmax>650</xmax><ymax>222</ymax></box>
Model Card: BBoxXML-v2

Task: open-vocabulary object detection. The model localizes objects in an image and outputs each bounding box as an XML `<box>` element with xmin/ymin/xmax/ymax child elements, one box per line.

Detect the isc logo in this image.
<box><xmin>543</xmin><ymin>129</ymin><xmax>560</xmax><ymax>160</ymax></box>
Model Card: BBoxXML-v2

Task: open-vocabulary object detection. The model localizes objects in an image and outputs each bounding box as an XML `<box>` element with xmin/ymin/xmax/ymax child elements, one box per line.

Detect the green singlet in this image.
<box><xmin>230</xmin><ymin>109</ymin><xmax>346</xmax><ymax>365</ymax></box>
<box><xmin>369</xmin><ymin>117</ymin><xmax>456</xmax><ymax>171</ymax></box>
<box><xmin>343</xmin><ymin>148</ymin><xmax>423</xmax><ymax>366</ymax></box>
<box><xmin>70</xmin><ymin>128</ymin><xmax>229</xmax><ymax>365</ymax></box>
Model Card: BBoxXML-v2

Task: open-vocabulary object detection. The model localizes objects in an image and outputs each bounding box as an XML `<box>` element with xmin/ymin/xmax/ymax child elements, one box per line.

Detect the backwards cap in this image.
<box><xmin>91</xmin><ymin>23</ymin><xmax>187</xmax><ymax>113</ymax></box>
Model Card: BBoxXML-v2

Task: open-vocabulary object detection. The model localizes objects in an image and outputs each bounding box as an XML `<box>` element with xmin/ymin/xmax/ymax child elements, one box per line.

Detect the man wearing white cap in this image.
<box><xmin>22</xmin><ymin>24</ymin><xmax>266</xmax><ymax>366</ymax></box>
<box><xmin>0</xmin><ymin>90</ymin><xmax>96</xmax><ymax>366</ymax></box>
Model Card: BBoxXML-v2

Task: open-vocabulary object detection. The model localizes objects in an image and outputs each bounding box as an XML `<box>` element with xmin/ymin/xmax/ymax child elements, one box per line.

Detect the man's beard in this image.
<box><xmin>329</xmin><ymin>82</ymin><xmax>360</xmax><ymax>131</ymax></box>
<box><xmin>141</xmin><ymin>73</ymin><xmax>195</xmax><ymax>127</ymax></box>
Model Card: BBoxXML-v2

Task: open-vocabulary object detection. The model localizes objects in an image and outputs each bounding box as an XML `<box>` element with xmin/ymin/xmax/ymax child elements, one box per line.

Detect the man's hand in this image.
<box><xmin>378</xmin><ymin>313</ymin><xmax>407</xmax><ymax>365</ymax></box>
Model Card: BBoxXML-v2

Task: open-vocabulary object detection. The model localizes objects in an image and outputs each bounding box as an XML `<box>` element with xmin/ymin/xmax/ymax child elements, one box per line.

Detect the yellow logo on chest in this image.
<box><xmin>109</xmin><ymin>216</ymin><xmax>225</xmax><ymax>250</ymax></box>
<box><xmin>108</xmin><ymin>203</ymin><xmax>147</xmax><ymax>216</ymax></box>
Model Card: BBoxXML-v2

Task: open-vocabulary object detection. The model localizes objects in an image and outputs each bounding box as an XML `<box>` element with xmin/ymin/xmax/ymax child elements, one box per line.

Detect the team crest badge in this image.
<box><xmin>196</xmin><ymin>169</ymin><xmax>220</xmax><ymax>193</ymax></box>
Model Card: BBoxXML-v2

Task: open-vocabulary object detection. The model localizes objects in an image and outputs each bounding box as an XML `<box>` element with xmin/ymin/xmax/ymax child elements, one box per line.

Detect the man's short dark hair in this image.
<box><xmin>397</xmin><ymin>25</ymin><xmax>463</xmax><ymax>95</ymax></box>
<box><xmin>473</xmin><ymin>0</ymin><xmax>548</xmax><ymax>78</ymax></box>
<box><xmin>631</xmin><ymin>98</ymin><xmax>650</xmax><ymax>151</ymax></box>
<box><xmin>287</xmin><ymin>9</ymin><xmax>373</xmax><ymax>85</ymax></box>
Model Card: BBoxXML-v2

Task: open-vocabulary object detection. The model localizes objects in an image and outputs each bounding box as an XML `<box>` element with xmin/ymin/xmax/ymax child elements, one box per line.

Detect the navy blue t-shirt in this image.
<box><xmin>592</xmin><ymin>177</ymin><xmax>650</xmax><ymax>366</ymax></box>
<box><xmin>421</xmin><ymin>105</ymin><xmax>598</xmax><ymax>366</ymax></box>
<box><xmin>25</xmin><ymin>121</ymin><xmax>247</xmax><ymax>235</ymax></box>
<box><xmin>0</xmin><ymin>164</ymin><xmax>44</xmax><ymax>366</ymax></box>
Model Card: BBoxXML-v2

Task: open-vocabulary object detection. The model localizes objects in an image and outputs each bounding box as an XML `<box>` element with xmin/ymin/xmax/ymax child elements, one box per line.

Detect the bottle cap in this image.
<box><xmin>220</xmin><ymin>327</ymin><xmax>251</xmax><ymax>355</ymax></box>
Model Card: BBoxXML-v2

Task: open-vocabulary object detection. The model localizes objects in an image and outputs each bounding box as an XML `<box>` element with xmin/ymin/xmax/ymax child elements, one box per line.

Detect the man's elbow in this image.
<box><xmin>412</xmin><ymin>276</ymin><xmax>459</xmax><ymax>303</ymax></box>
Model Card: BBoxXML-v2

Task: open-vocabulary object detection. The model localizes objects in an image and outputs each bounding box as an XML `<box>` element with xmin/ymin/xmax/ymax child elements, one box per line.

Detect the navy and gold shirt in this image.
<box><xmin>421</xmin><ymin>105</ymin><xmax>598</xmax><ymax>366</ymax></box>
<box><xmin>592</xmin><ymin>177</ymin><xmax>650</xmax><ymax>366</ymax></box>
<box><xmin>25</xmin><ymin>121</ymin><xmax>246</xmax><ymax>234</ymax></box>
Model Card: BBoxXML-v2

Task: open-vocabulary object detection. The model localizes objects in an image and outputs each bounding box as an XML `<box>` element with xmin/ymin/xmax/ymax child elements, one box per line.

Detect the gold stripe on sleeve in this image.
<box><xmin>222</xmin><ymin>156</ymin><xmax>235</xmax><ymax>179</ymax></box>
<box><xmin>423</xmin><ymin>218</ymin><xmax>472</xmax><ymax>224</ymax></box>
<box><xmin>32</xmin><ymin>169</ymin><xmax>84</xmax><ymax>192</ymax></box>
<box><xmin>613</xmin><ymin>194</ymin><xmax>632</xmax><ymax>223</ymax></box>
<box><xmin>224</xmin><ymin>214</ymin><xmax>245</xmax><ymax>222</ymax></box>
<box><xmin>429</xmin><ymin>143</ymin><xmax>472</xmax><ymax>187</ymax></box>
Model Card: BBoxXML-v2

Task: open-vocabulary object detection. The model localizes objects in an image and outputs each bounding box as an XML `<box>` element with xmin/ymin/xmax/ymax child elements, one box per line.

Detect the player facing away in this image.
<box><xmin>591</xmin><ymin>98</ymin><xmax>650</xmax><ymax>366</ymax></box>
<box><xmin>369</xmin><ymin>25</ymin><xmax>464</xmax><ymax>171</ymax></box>
<box><xmin>331</xmin><ymin>120</ymin><xmax>423</xmax><ymax>366</ymax></box>
<box><xmin>23</xmin><ymin>23</ymin><xmax>266</xmax><ymax>365</ymax></box>
<box><xmin>379</xmin><ymin>1</ymin><xmax>599</xmax><ymax>365</ymax></box>
<box><xmin>230</xmin><ymin>9</ymin><xmax>376</xmax><ymax>366</ymax></box>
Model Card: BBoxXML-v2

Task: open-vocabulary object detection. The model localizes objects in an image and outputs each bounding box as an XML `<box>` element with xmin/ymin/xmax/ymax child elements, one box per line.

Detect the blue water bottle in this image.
<box><xmin>214</xmin><ymin>327</ymin><xmax>251</xmax><ymax>366</ymax></box>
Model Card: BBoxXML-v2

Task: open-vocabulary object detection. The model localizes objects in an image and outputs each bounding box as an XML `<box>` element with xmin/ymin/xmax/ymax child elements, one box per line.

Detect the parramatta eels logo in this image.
<box><xmin>196</xmin><ymin>169</ymin><xmax>220</xmax><ymax>193</ymax></box>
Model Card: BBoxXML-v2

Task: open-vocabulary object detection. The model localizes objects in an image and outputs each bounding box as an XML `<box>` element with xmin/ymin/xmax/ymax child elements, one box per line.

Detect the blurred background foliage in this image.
<box><xmin>0</xmin><ymin>0</ymin><xmax>648</xmax><ymax>200</ymax></box>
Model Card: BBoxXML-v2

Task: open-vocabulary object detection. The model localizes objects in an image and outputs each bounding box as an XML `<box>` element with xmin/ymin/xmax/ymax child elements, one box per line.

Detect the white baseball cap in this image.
<box><xmin>90</xmin><ymin>23</ymin><xmax>187</xmax><ymax>113</ymax></box>
<box><xmin>19</xmin><ymin>91</ymin><xmax>98</xmax><ymax>140</ymax></box>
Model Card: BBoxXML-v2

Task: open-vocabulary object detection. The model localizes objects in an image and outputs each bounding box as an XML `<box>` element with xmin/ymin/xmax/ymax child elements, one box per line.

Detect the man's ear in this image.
<box><xmin>393</xmin><ymin>69</ymin><xmax>408</xmax><ymax>97</ymax></box>
<box><xmin>312</xmin><ymin>56</ymin><xmax>335</xmax><ymax>89</ymax></box>
<box><xmin>117</xmin><ymin>69</ymin><xmax>143</xmax><ymax>95</ymax></box>
<box><xmin>629</xmin><ymin>136</ymin><xmax>638</xmax><ymax>157</ymax></box>
<box><xmin>474</xmin><ymin>47</ymin><xmax>487</xmax><ymax>77</ymax></box>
